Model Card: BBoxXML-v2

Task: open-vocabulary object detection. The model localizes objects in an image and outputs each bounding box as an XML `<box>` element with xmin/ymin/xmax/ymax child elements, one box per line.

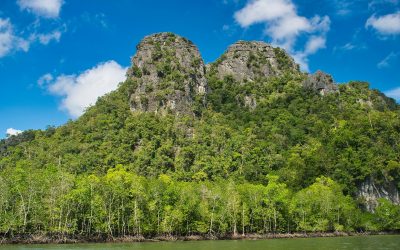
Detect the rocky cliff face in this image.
<box><xmin>127</xmin><ymin>32</ymin><xmax>207</xmax><ymax>115</ymax></box>
<box><xmin>303</xmin><ymin>70</ymin><xmax>339</xmax><ymax>95</ymax></box>
<box><xmin>210</xmin><ymin>41</ymin><xmax>300</xmax><ymax>82</ymax></box>
<box><xmin>357</xmin><ymin>177</ymin><xmax>400</xmax><ymax>212</ymax></box>
<box><xmin>127</xmin><ymin>33</ymin><xmax>347</xmax><ymax>117</ymax></box>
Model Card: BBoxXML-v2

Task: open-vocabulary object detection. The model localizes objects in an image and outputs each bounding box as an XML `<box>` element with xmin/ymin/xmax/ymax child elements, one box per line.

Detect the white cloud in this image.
<box><xmin>17</xmin><ymin>0</ymin><xmax>64</xmax><ymax>18</ymax></box>
<box><xmin>377</xmin><ymin>52</ymin><xmax>399</xmax><ymax>68</ymax></box>
<box><xmin>37</xmin><ymin>73</ymin><xmax>53</xmax><ymax>86</ymax></box>
<box><xmin>266</xmin><ymin>15</ymin><xmax>311</xmax><ymax>49</ymax></box>
<box><xmin>291</xmin><ymin>52</ymin><xmax>309</xmax><ymax>72</ymax></box>
<box><xmin>31</xmin><ymin>30</ymin><xmax>62</xmax><ymax>45</ymax></box>
<box><xmin>222</xmin><ymin>24</ymin><xmax>237</xmax><ymax>36</ymax></box>
<box><xmin>81</xmin><ymin>12</ymin><xmax>109</xmax><ymax>29</ymax></box>
<box><xmin>6</xmin><ymin>128</ymin><xmax>23</xmax><ymax>137</ymax></box>
<box><xmin>385</xmin><ymin>87</ymin><xmax>400</xmax><ymax>101</ymax></box>
<box><xmin>366</xmin><ymin>12</ymin><xmax>400</xmax><ymax>35</ymax></box>
<box><xmin>334</xmin><ymin>0</ymin><xmax>352</xmax><ymax>16</ymax></box>
<box><xmin>369</xmin><ymin>0</ymin><xmax>399</xmax><ymax>10</ymax></box>
<box><xmin>304</xmin><ymin>35</ymin><xmax>326</xmax><ymax>54</ymax></box>
<box><xmin>234</xmin><ymin>0</ymin><xmax>295</xmax><ymax>27</ymax></box>
<box><xmin>0</xmin><ymin>18</ymin><xmax>63</xmax><ymax>58</ymax></box>
<box><xmin>333</xmin><ymin>28</ymin><xmax>368</xmax><ymax>53</ymax></box>
<box><xmin>310</xmin><ymin>15</ymin><xmax>331</xmax><ymax>33</ymax></box>
<box><xmin>291</xmin><ymin>35</ymin><xmax>327</xmax><ymax>71</ymax></box>
<box><xmin>0</xmin><ymin>18</ymin><xmax>29</xmax><ymax>57</ymax></box>
<box><xmin>38</xmin><ymin>30</ymin><xmax>61</xmax><ymax>44</ymax></box>
<box><xmin>233</xmin><ymin>0</ymin><xmax>330</xmax><ymax>71</ymax></box>
<box><xmin>336</xmin><ymin>43</ymin><xmax>356</xmax><ymax>51</ymax></box>
<box><xmin>41</xmin><ymin>61</ymin><xmax>128</xmax><ymax>117</ymax></box>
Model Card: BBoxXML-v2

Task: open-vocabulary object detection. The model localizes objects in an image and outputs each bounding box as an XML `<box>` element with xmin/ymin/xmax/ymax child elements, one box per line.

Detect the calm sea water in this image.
<box><xmin>1</xmin><ymin>235</ymin><xmax>399</xmax><ymax>250</ymax></box>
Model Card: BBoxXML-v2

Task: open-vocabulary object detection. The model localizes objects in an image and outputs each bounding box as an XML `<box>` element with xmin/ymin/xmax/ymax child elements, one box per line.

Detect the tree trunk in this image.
<box><xmin>273</xmin><ymin>208</ymin><xmax>277</xmax><ymax>233</ymax></box>
<box><xmin>209</xmin><ymin>197</ymin><xmax>215</xmax><ymax>235</ymax></box>
<box><xmin>242</xmin><ymin>203</ymin><xmax>245</xmax><ymax>236</ymax></box>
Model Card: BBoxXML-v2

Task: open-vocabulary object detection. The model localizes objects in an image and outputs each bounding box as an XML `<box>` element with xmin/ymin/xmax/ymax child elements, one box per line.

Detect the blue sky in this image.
<box><xmin>0</xmin><ymin>0</ymin><xmax>399</xmax><ymax>138</ymax></box>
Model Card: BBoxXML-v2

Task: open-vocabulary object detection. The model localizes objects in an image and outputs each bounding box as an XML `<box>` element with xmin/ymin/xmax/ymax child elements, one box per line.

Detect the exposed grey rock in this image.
<box><xmin>127</xmin><ymin>32</ymin><xmax>207</xmax><ymax>115</ymax></box>
<box><xmin>210</xmin><ymin>41</ymin><xmax>299</xmax><ymax>82</ymax></box>
<box><xmin>357</xmin><ymin>177</ymin><xmax>400</xmax><ymax>212</ymax></box>
<box><xmin>357</xmin><ymin>98</ymin><xmax>373</xmax><ymax>108</ymax></box>
<box><xmin>127</xmin><ymin>33</ymin><xmax>340</xmax><ymax>116</ymax></box>
<box><xmin>244</xmin><ymin>95</ymin><xmax>257</xmax><ymax>109</ymax></box>
<box><xmin>303</xmin><ymin>70</ymin><xmax>339</xmax><ymax>95</ymax></box>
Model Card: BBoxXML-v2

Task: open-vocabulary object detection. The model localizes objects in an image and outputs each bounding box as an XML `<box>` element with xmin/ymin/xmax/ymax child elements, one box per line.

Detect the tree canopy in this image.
<box><xmin>1</xmin><ymin>64</ymin><xmax>400</xmax><ymax>237</ymax></box>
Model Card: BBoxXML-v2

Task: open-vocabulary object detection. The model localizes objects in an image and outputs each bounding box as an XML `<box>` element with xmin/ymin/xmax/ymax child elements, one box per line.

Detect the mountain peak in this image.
<box><xmin>210</xmin><ymin>40</ymin><xmax>300</xmax><ymax>82</ymax></box>
<box><xmin>126</xmin><ymin>33</ymin><xmax>339</xmax><ymax>116</ymax></box>
<box><xmin>128</xmin><ymin>32</ymin><xmax>207</xmax><ymax>116</ymax></box>
<box><xmin>136</xmin><ymin>32</ymin><xmax>196</xmax><ymax>51</ymax></box>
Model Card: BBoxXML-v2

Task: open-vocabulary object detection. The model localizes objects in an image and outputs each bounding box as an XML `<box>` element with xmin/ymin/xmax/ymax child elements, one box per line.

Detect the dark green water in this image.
<box><xmin>1</xmin><ymin>235</ymin><xmax>399</xmax><ymax>250</ymax></box>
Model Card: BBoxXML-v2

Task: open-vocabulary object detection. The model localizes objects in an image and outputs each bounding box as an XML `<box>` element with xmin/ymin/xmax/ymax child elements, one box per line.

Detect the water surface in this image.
<box><xmin>1</xmin><ymin>235</ymin><xmax>399</xmax><ymax>250</ymax></box>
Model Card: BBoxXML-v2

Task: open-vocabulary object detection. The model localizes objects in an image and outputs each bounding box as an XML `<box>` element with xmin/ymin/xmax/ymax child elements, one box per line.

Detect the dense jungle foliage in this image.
<box><xmin>1</xmin><ymin>55</ymin><xmax>400</xmax><ymax>238</ymax></box>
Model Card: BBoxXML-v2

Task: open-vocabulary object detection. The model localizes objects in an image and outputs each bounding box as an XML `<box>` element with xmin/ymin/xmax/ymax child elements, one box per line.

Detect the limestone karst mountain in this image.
<box><xmin>127</xmin><ymin>33</ymin><xmax>207</xmax><ymax>115</ymax></box>
<box><xmin>125</xmin><ymin>32</ymin><xmax>343</xmax><ymax>116</ymax></box>
<box><xmin>210</xmin><ymin>40</ymin><xmax>299</xmax><ymax>82</ymax></box>
<box><xmin>0</xmin><ymin>33</ymin><xmax>399</xmax><ymax>239</ymax></box>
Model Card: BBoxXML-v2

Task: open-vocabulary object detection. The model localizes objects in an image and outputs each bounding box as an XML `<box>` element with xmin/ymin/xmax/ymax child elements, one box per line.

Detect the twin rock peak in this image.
<box><xmin>127</xmin><ymin>32</ymin><xmax>337</xmax><ymax>115</ymax></box>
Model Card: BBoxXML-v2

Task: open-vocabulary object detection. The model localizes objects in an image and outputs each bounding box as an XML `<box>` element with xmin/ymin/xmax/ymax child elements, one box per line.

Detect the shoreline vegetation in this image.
<box><xmin>1</xmin><ymin>231</ymin><xmax>399</xmax><ymax>245</ymax></box>
<box><xmin>0</xmin><ymin>171</ymin><xmax>399</xmax><ymax>245</ymax></box>
<box><xmin>1</xmin><ymin>34</ymin><xmax>400</xmax><ymax>246</ymax></box>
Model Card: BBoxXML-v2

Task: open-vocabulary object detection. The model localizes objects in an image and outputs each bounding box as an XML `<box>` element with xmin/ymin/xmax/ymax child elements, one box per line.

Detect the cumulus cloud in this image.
<box><xmin>0</xmin><ymin>18</ymin><xmax>30</xmax><ymax>57</ymax></box>
<box><xmin>377</xmin><ymin>52</ymin><xmax>399</xmax><ymax>68</ymax></box>
<box><xmin>6</xmin><ymin>128</ymin><xmax>23</xmax><ymax>137</ymax></box>
<box><xmin>234</xmin><ymin>0</ymin><xmax>295</xmax><ymax>27</ymax></box>
<box><xmin>234</xmin><ymin>0</ymin><xmax>330</xmax><ymax>71</ymax></box>
<box><xmin>40</xmin><ymin>61</ymin><xmax>128</xmax><ymax>117</ymax></box>
<box><xmin>17</xmin><ymin>0</ymin><xmax>64</xmax><ymax>18</ymax></box>
<box><xmin>385</xmin><ymin>87</ymin><xmax>400</xmax><ymax>101</ymax></box>
<box><xmin>366</xmin><ymin>12</ymin><xmax>400</xmax><ymax>35</ymax></box>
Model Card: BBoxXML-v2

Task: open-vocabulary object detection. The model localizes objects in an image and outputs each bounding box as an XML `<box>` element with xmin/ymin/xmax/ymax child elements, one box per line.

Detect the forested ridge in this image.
<box><xmin>1</xmin><ymin>33</ymin><xmax>400</xmax><ymax>240</ymax></box>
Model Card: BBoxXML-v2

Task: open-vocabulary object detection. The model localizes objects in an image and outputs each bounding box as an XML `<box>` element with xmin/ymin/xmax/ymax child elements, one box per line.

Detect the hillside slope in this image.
<box><xmin>0</xmin><ymin>33</ymin><xmax>399</xmax><ymax>238</ymax></box>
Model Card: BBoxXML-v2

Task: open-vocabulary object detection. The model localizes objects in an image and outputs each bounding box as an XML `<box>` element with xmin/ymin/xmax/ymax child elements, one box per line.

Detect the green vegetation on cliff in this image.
<box><xmin>0</xmin><ymin>33</ymin><xmax>400</xmax><ymax>238</ymax></box>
